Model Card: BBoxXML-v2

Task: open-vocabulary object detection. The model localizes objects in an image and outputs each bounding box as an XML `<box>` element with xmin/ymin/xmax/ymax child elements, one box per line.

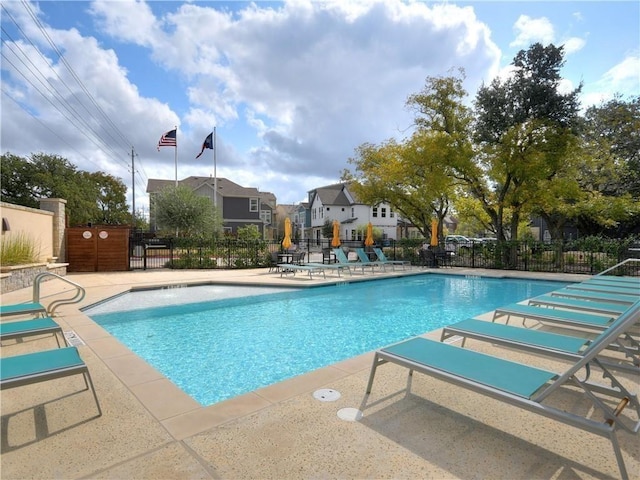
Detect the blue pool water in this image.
<box><xmin>86</xmin><ymin>275</ymin><xmax>565</xmax><ymax>406</ymax></box>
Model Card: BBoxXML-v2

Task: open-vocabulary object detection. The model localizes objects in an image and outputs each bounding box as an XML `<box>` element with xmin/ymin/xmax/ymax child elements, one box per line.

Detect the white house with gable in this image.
<box><xmin>307</xmin><ymin>183</ymin><xmax>397</xmax><ymax>244</ymax></box>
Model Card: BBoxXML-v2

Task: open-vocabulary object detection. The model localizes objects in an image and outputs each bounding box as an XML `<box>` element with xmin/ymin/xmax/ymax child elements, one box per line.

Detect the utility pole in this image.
<box><xmin>131</xmin><ymin>147</ymin><xmax>136</xmax><ymax>230</ymax></box>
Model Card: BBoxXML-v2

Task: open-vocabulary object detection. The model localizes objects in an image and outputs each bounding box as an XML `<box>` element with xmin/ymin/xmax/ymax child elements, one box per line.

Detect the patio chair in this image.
<box><xmin>0</xmin><ymin>302</ymin><xmax>47</xmax><ymax>318</ymax></box>
<box><xmin>268</xmin><ymin>251</ymin><xmax>280</xmax><ymax>272</ymax></box>
<box><xmin>354</xmin><ymin>248</ymin><xmax>387</xmax><ymax>272</ymax></box>
<box><xmin>292</xmin><ymin>251</ymin><xmax>306</xmax><ymax>265</ymax></box>
<box><xmin>1</xmin><ymin>346</ymin><xmax>102</xmax><ymax>417</ymax></box>
<box><xmin>373</xmin><ymin>247</ymin><xmax>409</xmax><ymax>270</ymax></box>
<box><xmin>587</xmin><ymin>277</ymin><xmax>640</xmax><ymax>287</ymax></box>
<box><xmin>418</xmin><ymin>248</ymin><xmax>436</xmax><ymax>267</ymax></box>
<box><xmin>441</xmin><ymin>317</ymin><xmax>639</xmax><ymax>375</ymax></box>
<box><xmin>565</xmin><ymin>283</ymin><xmax>639</xmax><ymax>296</ymax></box>
<box><xmin>432</xmin><ymin>247</ymin><xmax>453</xmax><ymax>268</ymax></box>
<box><xmin>333</xmin><ymin>248</ymin><xmax>370</xmax><ymax>275</ymax></box>
<box><xmin>1</xmin><ymin>317</ymin><xmax>66</xmax><ymax>348</ymax></box>
<box><xmin>527</xmin><ymin>294</ymin><xmax>629</xmax><ymax>316</ymax></box>
<box><xmin>365</xmin><ymin>300</ymin><xmax>640</xmax><ymax>480</ymax></box>
<box><xmin>551</xmin><ymin>288</ymin><xmax>636</xmax><ymax>305</ymax></box>
<box><xmin>492</xmin><ymin>303</ymin><xmax>618</xmax><ymax>331</ymax></box>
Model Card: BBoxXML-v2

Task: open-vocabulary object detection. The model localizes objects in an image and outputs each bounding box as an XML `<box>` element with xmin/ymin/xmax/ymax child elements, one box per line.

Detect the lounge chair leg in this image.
<box><xmin>84</xmin><ymin>371</ymin><xmax>103</xmax><ymax>417</ymax></box>
<box><xmin>609</xmin><ymin>430</ymin><xmax>628</xmax><ymax>480</ymax></box>
<box><xmin>366</xmin><ymin>354</ymin><xmax>382</xmax><ymax>394</ymax></box>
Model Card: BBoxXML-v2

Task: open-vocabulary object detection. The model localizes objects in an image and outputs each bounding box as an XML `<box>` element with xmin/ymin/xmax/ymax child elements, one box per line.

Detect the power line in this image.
<box><xmin>18</xmin><ymin>1</ymin><xmax>134</xmax><ymax>152</ymax></box>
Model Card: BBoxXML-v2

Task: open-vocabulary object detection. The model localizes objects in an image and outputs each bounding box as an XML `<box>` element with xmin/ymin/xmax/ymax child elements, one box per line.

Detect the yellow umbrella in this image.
<box><xmin>364</xmin><ymin>222</ymin><xmax>374</xmax><ymax>246</ymax></box>
<box><xmin>331</xmin><ymin>219</ymin><xmax>341</xmax><ymax>247</ymax></box>
<box><xmin>430</xmin><ymin>219</ymin><xmax>438</xmax><ymax>247</ymax></box>
<box><xmin>282</xmin><ymin>217</ymin><xmax>292</xmax><ymax>250</ymax></box>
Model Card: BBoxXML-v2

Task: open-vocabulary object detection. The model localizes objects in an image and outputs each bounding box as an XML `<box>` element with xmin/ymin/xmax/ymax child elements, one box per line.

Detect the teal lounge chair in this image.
<box><xmin>527</xmin><ymin>294</ymin><xmax>629</xmax><ymax>316</ymax></box>
<box><xmin>551</xmin><ymin>288</ymin><xmax>636</xmax><ymax>305</ymax></box>
<box><xmin>587</xmin><ymin>278</ymin><xmax>640</xmax><ymax>288</ymax></box>
<box><xmin>0</xmin><ymin>302</ymin><xmax>47</xmax><ymax>318</ymax></box>
<box><xmin>1</xmin><ymin>346</ymin><xmax>102</xmax><ymax>417</ymax></box>
<box><xmin>566</xmin><ymin>283</ymin><xmax>639</xmax><ymax>296</ymax></box>
<box><xmin>593</xmin><ymin>275</ymin><xmax>640</xmax><ymax>285</ymax></box>
<box><xmin>365</xmin><ymin>300</ymin><xmax>640</xmax><ymax>479</ymax></box>
<box><xmin>355</xmin><ymin>248</ymin><xmax>387</xmax><ymax>272</ymax></box>
<box><xmin>1</xmin><ymin>317</ymin><xmax>66</xmax><ymax>347</ymax></box>
<box><xmin>493</xmin><ymin>303</ymin><xmax>617</xmax><ymax>331</ymax></box>
<box><xmin>441</xmin><ymin>317</ymin><xmax>639</xmax><ymax>375</ymax></box>
<box><xmin>277</xmin><ymin>263</ymin><xmax>326</xmax><ymax>279</ymax></box>
<box><xmin>304</xmin><ymin>262</ymin><xmax>353</xmax><ymax>277</ymax></box>
<box><xmin>372</xmin><ymin>247</ymin><xmax>409</xmax><ymax>270</ymax></box>
<box><xmin>333</xmin><ymin>248</ymin><xmax>373</xmax><ymax>274</ymax></box>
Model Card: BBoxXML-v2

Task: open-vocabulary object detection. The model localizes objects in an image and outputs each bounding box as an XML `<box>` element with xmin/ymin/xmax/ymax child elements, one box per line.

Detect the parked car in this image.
<box><xmin>444</xmin><ymin>235</ymin><xmax>473</xmax><ymax>252</ymax></box>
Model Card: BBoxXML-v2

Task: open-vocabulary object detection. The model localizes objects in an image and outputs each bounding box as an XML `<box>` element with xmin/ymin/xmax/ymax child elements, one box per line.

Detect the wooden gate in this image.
<box><xmin>66</xmin><ymin>227</ymin><xmax>130</xmax><ymax>272</ymax></box>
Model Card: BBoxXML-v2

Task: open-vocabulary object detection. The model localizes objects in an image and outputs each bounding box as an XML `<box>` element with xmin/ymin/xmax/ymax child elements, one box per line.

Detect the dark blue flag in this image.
<box><xmin>196</xmin><ymin>132</ymin><xmax>213</xmax><ymax>159</ymax></box>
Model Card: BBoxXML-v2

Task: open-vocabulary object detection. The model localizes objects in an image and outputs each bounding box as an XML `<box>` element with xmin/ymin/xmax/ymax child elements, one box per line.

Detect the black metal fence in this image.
<box><xmin>129</xmin><ymin>233</ymin><xmax>640</xmax><ymax>276</ymax></box>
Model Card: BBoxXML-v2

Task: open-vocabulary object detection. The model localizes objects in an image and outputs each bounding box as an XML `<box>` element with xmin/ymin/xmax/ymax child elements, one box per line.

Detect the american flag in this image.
<box><xmin>157</xmin><ymin>128</ymin><xmax>177</xmax><ymax>150</ymax></box>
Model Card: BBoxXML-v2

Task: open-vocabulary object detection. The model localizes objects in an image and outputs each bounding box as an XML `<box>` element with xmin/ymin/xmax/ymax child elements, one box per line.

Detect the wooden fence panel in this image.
<box><xmin>66</xmin><ymin>227</ymin><xmax>129</xmax><ymax>272</ymax></box>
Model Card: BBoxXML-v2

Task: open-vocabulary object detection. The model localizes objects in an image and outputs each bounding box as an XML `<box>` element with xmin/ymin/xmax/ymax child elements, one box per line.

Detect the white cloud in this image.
<box><xmin>2</xmin><ymin>0</ymin><xmax>501</xmax><ymax>209</ymax></box>
<box><xmin>579</xmin><ymin>54</ymin><xmax>640</xmax><ymax>109</ymax></box>
<box><xmin>510</xmin><ymin>15</ymin><xmax>554</xmax><ymax>47</ymax></box>
<box><xmin>601</xmin><ymin>55</ymin><xmax>640</xmax><ymax>92</ymax></box>
<box><xmin>562</xmin><ymin>37</ymin><xmax>586</xmax><ymax>55</ymax></box>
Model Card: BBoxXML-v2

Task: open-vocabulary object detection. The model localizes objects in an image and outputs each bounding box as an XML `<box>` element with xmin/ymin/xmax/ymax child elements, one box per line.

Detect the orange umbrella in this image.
<box><xmin>331</xmin><ymin>219</ymin><xmax>341</xmax><ymax>247</ymax></box>
<box><xmin>282</xmin><ymin>217</ymin><xmax>292</xmax><ymax>250</ymax></box>
<box><xmin>430</xmin><ymin>219</ymin><xmax>438</xmax><ymax>247</ymax></box>
<box><xmin>364</xmin><ymin>222</ymin><xmax>374</xmax><ymax>246</ymax></box>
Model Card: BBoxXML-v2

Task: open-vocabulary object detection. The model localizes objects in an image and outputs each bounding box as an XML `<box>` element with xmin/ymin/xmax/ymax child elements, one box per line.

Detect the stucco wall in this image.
<box><xmin>0</xmin><ymin>202</ymin><xmax>54</xmax><ymax>262</ymax></box>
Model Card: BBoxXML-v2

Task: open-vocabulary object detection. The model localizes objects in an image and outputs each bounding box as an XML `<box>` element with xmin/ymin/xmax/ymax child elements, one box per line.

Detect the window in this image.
<box><xmin>390</xmin><ymin>209</ymin><xmax>395</xmax><ymax>218</ymax></box>
<box><xmin>312</xmin><ymin>209</ymin><xmax>317</xmax><ymax>220</ymax></box>
<box><xmin>249</xmin><ymin>198</ymin><xmax>258</xmax><ymax>212</ymax></box>
<box><xmin>260</xmin><ymin>210</ymin><xmax>271</xmax><ymax>224</ymax></box>
<box><xmin>381</xmin><ymin>207</ymin><xmax>387</xmax><ymax>218</ymax></box>
<box><xmin>351</xmin><ymin>207</ymin><xmax>355</xmax><ymax>218</ymax></box>
<box><xmin>372</xmin><ymin>207</ymin><xmax>378</xmax><ymax>218</ymax></box>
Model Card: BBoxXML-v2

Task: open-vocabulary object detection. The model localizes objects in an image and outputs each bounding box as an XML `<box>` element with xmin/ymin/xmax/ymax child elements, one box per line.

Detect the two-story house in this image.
<box><xmin>306</xmin><ymin>183</ymin><xmax>397</xmax><ymax>244</ymax></box>
<box><xmin>146</xmin><ymin>176</ymin><xmax>276</xmax><ymax>236</ymax></box>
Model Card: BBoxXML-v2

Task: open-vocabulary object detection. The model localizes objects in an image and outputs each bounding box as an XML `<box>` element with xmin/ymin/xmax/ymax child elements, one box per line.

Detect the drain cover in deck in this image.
<box><xmin>313</xmin><ymin>389</ymin><xmax>341</xmax><ymax>402</ymax></box>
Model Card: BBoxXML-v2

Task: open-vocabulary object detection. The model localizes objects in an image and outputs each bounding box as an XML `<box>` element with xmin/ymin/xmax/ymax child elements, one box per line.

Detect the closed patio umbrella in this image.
<box><xmin>331</xmin><ymin>220</ymin><xmax>341</xmax><ymax>247</ymax></box>
<box><xmin>430</xmin><ymin>219</ymin><xmax>438</xmax><ymax>247</ymax></box>
<box><xmin>364</xmin><ymin>222</ymin><xmax>374</xmax><ymax>246</ymax></box>
<box><xmin>282</xmin><ymin>217</ymin><xmax>292</xmax><ymax>250</ymax></box>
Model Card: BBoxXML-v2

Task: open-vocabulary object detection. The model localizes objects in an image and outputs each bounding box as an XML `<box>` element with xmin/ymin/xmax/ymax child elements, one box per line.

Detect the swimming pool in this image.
<box><xmin>85</xmin><ymin>275</ymin><xmax>566</xmax><ymax>406</ymax></box>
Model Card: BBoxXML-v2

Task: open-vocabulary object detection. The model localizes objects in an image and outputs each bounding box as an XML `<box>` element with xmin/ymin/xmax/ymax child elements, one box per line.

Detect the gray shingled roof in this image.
<box><xmin>309</xmin><ymin>182</ymin><xmax>361</xmax><ymax>206</ymax></box>
<box><xmin>147</xmin><ymin>176</ymin><xmax>275</xmax><ymax>203</ymax></box>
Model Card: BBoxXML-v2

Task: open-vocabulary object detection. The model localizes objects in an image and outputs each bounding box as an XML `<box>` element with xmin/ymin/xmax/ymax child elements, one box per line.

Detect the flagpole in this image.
<box><xmin>174</xmin><ymin>125</ymin><xmax>178</xmax><ymax>186</ymax></box>
<box><xmin>213</xmin><ymin>126</ymin><xmax>217</xmax><ymax>208</ymax></box>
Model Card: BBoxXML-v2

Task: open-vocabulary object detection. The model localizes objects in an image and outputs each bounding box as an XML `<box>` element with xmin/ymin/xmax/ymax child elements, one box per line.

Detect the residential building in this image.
<box><xmin>146</xmin><ymin>176</ymin><xmax>276</xmax><ymax>236</ymax></box>
<box><xmin>306</xmin><ymin>183</ymin><xmax>397</xmax><ymax>244</ymax></box>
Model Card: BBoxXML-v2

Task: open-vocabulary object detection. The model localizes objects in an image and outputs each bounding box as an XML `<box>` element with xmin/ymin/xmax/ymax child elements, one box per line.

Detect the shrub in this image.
<box><xmin>0</xmin><ymin>232</ymin><xmax>39</xmax><ymax>265</ymax></box>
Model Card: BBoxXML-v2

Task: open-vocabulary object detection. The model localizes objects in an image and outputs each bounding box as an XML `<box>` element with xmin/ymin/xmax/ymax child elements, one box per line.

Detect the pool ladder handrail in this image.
<box><xmin>597</xmin><ymin>258</ymin><xmax>639</xmax><ymax>277</ymax></box>
<box><xmin>33</xmin><ymin>272</ymin><xmax>86</xmax><ymax>316</ymax></box>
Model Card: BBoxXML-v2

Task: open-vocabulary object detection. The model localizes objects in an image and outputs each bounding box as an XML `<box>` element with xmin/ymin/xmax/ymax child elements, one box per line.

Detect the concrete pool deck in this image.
<box><xmin>1</xmin><ymin>265</ymin><xmax>639</xmax><ymax>479</ymax></box>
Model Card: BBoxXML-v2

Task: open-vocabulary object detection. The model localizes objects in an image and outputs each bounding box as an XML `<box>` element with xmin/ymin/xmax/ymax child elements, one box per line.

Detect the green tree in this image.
<box><xmin>345</xmin><ymin>71</ymin><xmax>473</xmax><ymax>239</ymax></box>
<box><xmin>0</xmin><ymin>152</ymin><xmax>130</xmax><ymax>226</ymax></box>
<box><xmin>575</xmin><ymin>95</ymin><xmax>640</xmax><ymax>236</ymax></box>
<box><xmin>471</xmin><ymin>43</ymin><xmax>582</xmax><ymax>241</ymax></box>
<box><xmin>152</xmin><ymin>185</ymin><xmax>218</xmax><ymax>238</ymax></box>
<box><xmin>84</xmin><ymin>171</ymin><xmax>131</xmax><ymax>224</ymax></box>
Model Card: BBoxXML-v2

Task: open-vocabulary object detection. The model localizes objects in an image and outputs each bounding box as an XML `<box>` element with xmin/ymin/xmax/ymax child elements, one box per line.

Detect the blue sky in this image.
<box><xmin>1</xmin><ymin>1</ymin><xmax>638</xmax><ymax>218</ymax></box>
